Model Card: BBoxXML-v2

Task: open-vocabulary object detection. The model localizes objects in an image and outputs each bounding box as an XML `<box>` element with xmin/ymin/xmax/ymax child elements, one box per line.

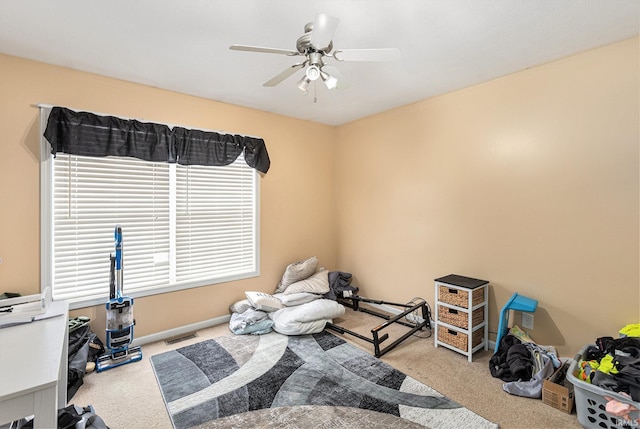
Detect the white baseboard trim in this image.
<box><xmin>132</xmin><ymin>314</ymin><xmax>231</xmax><ymax>347</ymax></box>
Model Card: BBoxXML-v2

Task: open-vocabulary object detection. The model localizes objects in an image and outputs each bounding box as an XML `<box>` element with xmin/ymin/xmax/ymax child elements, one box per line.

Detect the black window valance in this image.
<box><xmin>43</xmin><ymin>106</ymin><xmax>270</xmax><ymax>174</ymax></box>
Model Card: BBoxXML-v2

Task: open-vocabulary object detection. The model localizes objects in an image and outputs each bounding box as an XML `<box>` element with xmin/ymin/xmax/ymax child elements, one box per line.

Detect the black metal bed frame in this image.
<box><xmin>325</xmin><ymin>295</ymin><xmax>432</xmax><ymax>357</ymax></box>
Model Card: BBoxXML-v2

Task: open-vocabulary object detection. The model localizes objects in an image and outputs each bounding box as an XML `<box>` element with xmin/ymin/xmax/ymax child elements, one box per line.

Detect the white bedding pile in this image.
<box><xmin>268</xmin><ymin>299</ymin><xmax>345</xmax><ymax>335</ymax></box>
<box><xmin>229</xmin><ymin>256</ymin><xmax>345</xmax><ymax>336</ymax></box>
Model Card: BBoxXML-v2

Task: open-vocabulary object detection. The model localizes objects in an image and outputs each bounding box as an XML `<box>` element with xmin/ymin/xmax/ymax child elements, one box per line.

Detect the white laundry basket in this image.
<box><xmin>567</xmin><ymin>344</ymin><xmax>640</xmax><ymax>429</ymax></box>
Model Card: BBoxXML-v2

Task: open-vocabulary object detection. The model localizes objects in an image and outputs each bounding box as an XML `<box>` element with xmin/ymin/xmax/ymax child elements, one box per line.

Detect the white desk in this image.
<box><xmin>0</xmin><ymin>300</ymin><xmax>69</xmax><ymax>428</ymax></box>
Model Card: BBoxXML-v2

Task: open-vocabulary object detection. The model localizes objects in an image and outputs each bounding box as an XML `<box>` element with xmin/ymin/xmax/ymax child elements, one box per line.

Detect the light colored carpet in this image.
<box><xmin>72</xmin><ymin>305</ymin><xmax>582</xmax><ymax>428</ymax></box>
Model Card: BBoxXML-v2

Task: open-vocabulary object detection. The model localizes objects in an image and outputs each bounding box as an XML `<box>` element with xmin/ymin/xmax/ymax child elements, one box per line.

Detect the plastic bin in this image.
<box><xmin>567</xmin><ymin>344</ymin><xmax>640</xmax><ymax>428</ymax></box>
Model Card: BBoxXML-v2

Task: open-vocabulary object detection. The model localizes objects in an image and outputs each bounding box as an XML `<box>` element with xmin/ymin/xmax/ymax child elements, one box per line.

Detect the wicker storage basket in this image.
<box><xmin>568</xmin><ymin>344</ymin><xmax>640</xmax><ymax>428</ymax></box>
<box><xmin>438</xmin><ymin>285</ymin><xmax>484</xmax><ymax>309</ymax></box>
<box><xmin>437</xmin><ymin>325</ymin><xmax>483</xmax><ymax>353</ymax></box>
<box><xmin>438</xmin><ymin>305</ymin><xmax>484</xmax><ymax>329</ymax></box>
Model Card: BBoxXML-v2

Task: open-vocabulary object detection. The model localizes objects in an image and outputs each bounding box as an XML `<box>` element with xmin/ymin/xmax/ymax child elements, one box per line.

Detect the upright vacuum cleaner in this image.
<box><xmin>96</xmin><ymin>225</ymin><xmax>142</xmax><ymax>372</ymax></box>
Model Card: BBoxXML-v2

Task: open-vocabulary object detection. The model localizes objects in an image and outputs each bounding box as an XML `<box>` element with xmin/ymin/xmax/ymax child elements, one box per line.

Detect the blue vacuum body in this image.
<box><xmin>96</xmin><ymin>225</ymin><xmax>142</xmax><ymax>372</ymax></box>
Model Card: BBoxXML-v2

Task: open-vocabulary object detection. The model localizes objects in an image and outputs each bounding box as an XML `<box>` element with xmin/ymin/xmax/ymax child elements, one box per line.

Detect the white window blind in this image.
<box><xmin>176</xmin><ymin>163</ymin><xmax>257</xmax><ymax>284</ymax></box>
<box><xmin>41</xmin><ymin>107</ymin><xmax>259</xmax><ymax>308</ymax></box>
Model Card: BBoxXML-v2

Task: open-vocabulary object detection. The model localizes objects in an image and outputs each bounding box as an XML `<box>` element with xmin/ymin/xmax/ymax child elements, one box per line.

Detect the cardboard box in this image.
<box><xmin>542</xmin><ymin>362</ymin><xmax>575</xmax><ymax>414</ymax></box>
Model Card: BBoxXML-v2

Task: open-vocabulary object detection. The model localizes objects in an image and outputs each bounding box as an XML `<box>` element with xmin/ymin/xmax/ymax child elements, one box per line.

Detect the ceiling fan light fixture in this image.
<box><xmin>297</xmin><ymin>75</ymin><xmax>311</xmax><ymax>92</ymax></box>
<box><xmin>305</xmin><ymin>65</ymin><xmax>321</xmax><ymax>81</ymax></box>
<box><xmin>320</xmin><ymin>70</ymin><xmax>338</xmax><ymax>90</ymax></box>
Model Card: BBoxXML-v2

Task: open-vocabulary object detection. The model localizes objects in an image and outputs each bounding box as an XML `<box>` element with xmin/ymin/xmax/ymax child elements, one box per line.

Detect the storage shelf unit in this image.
<box><xmin>434</xmin><ymin>274</ymin><xmax>489</xmax><ymax>362</ymax></box>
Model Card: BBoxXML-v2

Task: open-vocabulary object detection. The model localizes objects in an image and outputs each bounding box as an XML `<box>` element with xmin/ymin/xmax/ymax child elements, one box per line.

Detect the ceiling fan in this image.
<box><xmin>229</xmin><ymin>13</ymin><xmax>401</xmax><ymax>97</ymax></box>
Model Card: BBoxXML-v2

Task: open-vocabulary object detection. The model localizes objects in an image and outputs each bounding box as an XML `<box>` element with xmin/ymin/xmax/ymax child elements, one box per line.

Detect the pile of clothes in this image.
<box><xmin>573</xmin><ymin>324</ymin><xmax>640</xmax><ymax>422</ymax></box>
<box><xmin>489</xmin><ymin>326</ymin><xmax>561</xmax><ymax>398</ymax></box>
<box><xmin>576</xmin><ymin>334</ymin><xmax>640</xmax><ymax>402</ymax></box>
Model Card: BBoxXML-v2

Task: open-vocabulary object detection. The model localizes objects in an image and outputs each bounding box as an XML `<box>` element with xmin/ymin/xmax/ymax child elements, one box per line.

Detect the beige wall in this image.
<box><xmin>335</xmin><ymin>37</ymin><xmax>639</xmax><ymax>355</ymax></box>
<box><xmin>1</xmin><ymin>37</ymin><xmax>637</xmax><ymax>356</ymax></box>
<box><xmin>0</xmin><ymin>54</ymin><xmax>337</xmax><ymax>337</ymax></box>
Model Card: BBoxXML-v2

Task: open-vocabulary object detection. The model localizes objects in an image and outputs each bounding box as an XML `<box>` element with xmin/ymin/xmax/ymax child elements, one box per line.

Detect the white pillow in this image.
<box><xmin>268</xmin><ymin>299</ymin><xmax>346</xmax><ymax>335</ymax></box>
<box><xmin>274</xmin><ymin>292</ymin><xmax>321</xmax><ymax>307</ymax></box>
<box><xmin>274</xmin><ymin>256</ymin><xmax>318</xmax><ymax>293</ymax></box>
<box><xmin>271</xmin><ymin>318</ymin><xmax>330</xmax><ymax>336</ymax></box>
<box><xmin>245</xmin><ymin>291</ymin><xmax>285</xmax><ymax>312</ymax></box>
<box><xmin>229</xmin><ymin>299</ymin><xmax>253</xmax><ymax>314</ymax></box>
<box><xmin>283</xmin><ymin>269</ymin><xmax>330</xmax><ymax>295</ymax></box>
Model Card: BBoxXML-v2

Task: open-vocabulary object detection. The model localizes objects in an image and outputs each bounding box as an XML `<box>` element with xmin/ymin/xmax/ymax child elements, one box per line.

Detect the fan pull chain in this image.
<box><xmin>313</xmin><ymin>80</ymin><xmax>318</xmax><ymax>103</ymax></box>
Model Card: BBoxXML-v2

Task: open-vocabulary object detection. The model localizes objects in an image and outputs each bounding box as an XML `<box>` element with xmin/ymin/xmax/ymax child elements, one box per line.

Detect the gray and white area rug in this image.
<box><xmin>150</xmin><ymin>331</ymin><xmax>498</xmax><ymax>429</ymax></box>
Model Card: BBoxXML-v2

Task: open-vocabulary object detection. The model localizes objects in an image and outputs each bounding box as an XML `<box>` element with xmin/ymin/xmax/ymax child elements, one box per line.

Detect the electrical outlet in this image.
<box><xmin>522</xmin><ymin>312</ymin><xmax>534</xmax><ymax>330</ymax></box>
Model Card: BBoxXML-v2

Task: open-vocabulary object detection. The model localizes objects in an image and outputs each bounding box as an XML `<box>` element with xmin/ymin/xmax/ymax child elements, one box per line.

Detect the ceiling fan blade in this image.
<box><xmin>263</xmin><ymin>63</ymin><xmax>305</xmax><ymax>87</ymax></box>
<box><xmin>333</xmin><ymin>48</ymin><xmax>402</xmax><ymax>62</ymax></box>
<box><xmin>321</xmin><ymin>65</ymin><xmax>350</xmax><ymax>90</ymax></box>
<box><xmin>310</xmin><ymin>13</ymin><xmax>340</xmax><ymax>50</ymax></box>
<box><xmin>229</xmin><ymin>44</ymin><xmax>300</xmax><ymax>56</ymax></box>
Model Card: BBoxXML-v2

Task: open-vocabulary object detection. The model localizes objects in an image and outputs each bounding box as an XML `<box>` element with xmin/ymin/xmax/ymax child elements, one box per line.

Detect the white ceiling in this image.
<box><xmin>1</xmin><ymin>1</ymin><xmax>638</xmax><ymax>126</ymax></box>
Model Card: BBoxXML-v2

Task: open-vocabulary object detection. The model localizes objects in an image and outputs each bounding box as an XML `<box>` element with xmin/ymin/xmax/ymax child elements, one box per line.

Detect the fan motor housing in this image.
<box><xmin>296</xmin><ymin>23</ymin><xmax>332</xmax><ymax>54</ymax></box>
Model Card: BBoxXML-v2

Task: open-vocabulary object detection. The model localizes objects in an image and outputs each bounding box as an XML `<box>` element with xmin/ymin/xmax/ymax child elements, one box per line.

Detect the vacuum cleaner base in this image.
<box><xmin>96</xmin><ymin>345</ymin><xmax>142</xmax><ymax>372</ymax></box>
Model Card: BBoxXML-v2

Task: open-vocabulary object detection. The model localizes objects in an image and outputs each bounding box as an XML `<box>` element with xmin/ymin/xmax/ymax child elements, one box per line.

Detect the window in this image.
<box><xmin>40</xmin><ymin>107</ymin><xmax>260</xmax><ymax>309</ymax></box>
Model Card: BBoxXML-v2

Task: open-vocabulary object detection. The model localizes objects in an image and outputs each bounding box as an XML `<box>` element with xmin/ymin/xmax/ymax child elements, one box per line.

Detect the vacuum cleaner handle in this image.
<box><xmin>114</xmin><ymin>225</ymin><xmax>123</xmax><ymax>298</ymax></box>
<box><xmin>109</xmin><ymin>255</ymin><xmax>116</xmax><ymax>300</ymax></box>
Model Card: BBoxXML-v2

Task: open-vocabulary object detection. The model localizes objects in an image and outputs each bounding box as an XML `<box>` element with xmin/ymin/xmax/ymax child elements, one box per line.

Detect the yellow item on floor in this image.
<box><xmin>619</xmin><ymin>323</ymin><xmax>640</xmax><ymax>337</ymax></box>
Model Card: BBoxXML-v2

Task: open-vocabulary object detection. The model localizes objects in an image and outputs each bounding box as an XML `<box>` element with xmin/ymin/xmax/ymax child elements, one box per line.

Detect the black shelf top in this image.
<box><xmin>435</xmin><ymin>274</ymin><xmax>489</xmax><ymax>289</ymax></box>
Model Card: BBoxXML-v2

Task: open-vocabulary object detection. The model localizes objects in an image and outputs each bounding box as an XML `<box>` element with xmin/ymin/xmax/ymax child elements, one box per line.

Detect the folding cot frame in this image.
<box><xmin>325</xmin><ymin>295</ymin><xmax>432</xmax><ymax>357</ymax></box>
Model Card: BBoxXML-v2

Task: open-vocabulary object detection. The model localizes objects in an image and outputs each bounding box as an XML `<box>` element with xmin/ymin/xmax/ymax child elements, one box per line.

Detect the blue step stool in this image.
<box><xmin>494</xmin><ymin>292</ymin><xmax>538</xmax><ymax>353</ymax></box>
